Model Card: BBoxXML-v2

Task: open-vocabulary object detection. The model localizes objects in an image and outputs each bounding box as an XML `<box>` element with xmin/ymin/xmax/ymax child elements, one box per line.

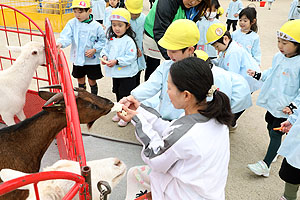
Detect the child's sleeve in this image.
<box><xmin>252</xmin><ymin>37</ymin><xmax>262</xmax><ymax>65</ymax></box>
<box><xmin>288</xmin><ymin>108</ymin><xmax>299</xmax><ymax>125</ymax></box>
<box><xmin>56</xmin><ymin>22</ymin><xmax>73</xmax><ymax>48</ymax></box>
<box><xmin>100</xmin><ymin>40</ymin><xmax>109</xmax><ymax>57</ymax></box>
<box><xmin>261</xmin><ymin>54</ymin><xmax>278</xmax><ymax>81</ymax></box>
<box><xmin>237</xmin><ymin>1</ymin><xmax>243</xmax><ymax>13</ymax></box>
<box><xmin>115</xmin><ymin>39</ymin><xmax>137</xmax><ymax>66</ymax></box>
<box><xmin>93</xmin><ymin>26</ymin><xmax>106</xmax><ymax>53</ymax></box>
<box><xmin>227</xmin><ymin>52</ymin><xmax>243</xmax><ymax>74</ymax></box>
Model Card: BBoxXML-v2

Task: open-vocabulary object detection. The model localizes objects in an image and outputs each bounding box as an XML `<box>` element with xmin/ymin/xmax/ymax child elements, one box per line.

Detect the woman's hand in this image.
<box><xmin>119</xmin><ymin>95</ymin><xmax>141</xmax><ymax>111</ymax></box>
<box><xmin>117</xmin><ymin>106</ymin><xmax>138</xmax><ymax>122</ymax></box>
<box><xmin>280</xmin><ymin>120</ymin><xmax>292</xmax><ymax>133</ymax></box>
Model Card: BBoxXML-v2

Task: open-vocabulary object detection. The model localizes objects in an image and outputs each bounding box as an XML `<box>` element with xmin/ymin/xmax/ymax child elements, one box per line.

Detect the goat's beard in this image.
<box><xmin>87</xmin><ymin>121</ymin><xmax>95</xmax><ymax>129</ymax></box>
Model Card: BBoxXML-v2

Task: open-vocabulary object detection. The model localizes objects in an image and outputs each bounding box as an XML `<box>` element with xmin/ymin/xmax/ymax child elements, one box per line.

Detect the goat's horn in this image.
<box><xmin>44</xmin><ymin>93</ymin><xmax>64</xmax><ymax>106</ymax></box>
<box><xmin>40</xmin><ymin>84</ymin><xmax>62</xmax><ymax>90</ymax></box>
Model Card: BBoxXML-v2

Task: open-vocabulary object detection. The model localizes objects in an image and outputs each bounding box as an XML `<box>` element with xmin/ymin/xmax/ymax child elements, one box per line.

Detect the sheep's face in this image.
<box><xmin>89</xmin><ymin>158</ymin><xmax>127</xmax><ymax>189</ymax></box>
<box><xmin>22</xmin><ymin>41</ymin><xmax>46</xmax><ymax>66</ymax></box>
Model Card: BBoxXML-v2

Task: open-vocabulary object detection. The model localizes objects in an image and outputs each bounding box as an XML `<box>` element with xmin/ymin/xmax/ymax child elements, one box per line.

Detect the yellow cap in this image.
<box><xmin>158</xmin><ymin>19</ymin><xmax>200</xmax><ymax>50</ymax></box>
<box><xmin>195</xmin><ymin>50</ymin><xmax>209</xmax><ymax>61</ymax></box>
<box><xmin>206</xmin><ymin>23</ymin><xmax>227</xmax><ymax>44</ymax></box>
<box><xmin>125</xmin><ymin>0</ymin><xmax>143</xmax><ymax>14</ymax></box>
<box><xmin>71</xmin><ymin>0</ymin><xmax>90</xmax><ymax>8</ymax></box>
<box><xmin>110</xmin><ymin>8</ymin><xmax>131</xmax><ymax>24</ymax></box>
<box><xmin>217</xmin><ymin>7</ymin><xmax>224</xmax><ymax>16</ymax></box>
<box><xmin>277</xmin><ymin>19</ymin><xmax>300</xmax><ymax>43</ymax></box>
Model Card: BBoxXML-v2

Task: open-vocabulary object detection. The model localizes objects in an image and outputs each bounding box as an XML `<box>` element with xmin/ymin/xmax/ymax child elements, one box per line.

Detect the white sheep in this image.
<box><xmin>42</xmin><ymin>0</ymin><xmax>68</xmax><ymax>14</ymax></box>
<box><xmin>0</xmin><ymin>158</ymin><xmax>126</xmax><ymax>200</ymax></box>
<box><xmin>0</xmin><ymin>41</ymin><xmax>45</xmax><ymax>126</ymax></box>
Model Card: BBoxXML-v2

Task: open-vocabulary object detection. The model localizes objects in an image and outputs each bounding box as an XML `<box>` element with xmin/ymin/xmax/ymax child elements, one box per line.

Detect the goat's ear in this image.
<box><xmin>38</xmin><ymin>90</ymin><xmax>57</xmax><ymax>101</ymax></box>
<box><xmin>0</xmin><ymin>169</ymin><xmax>32</xmax><ymax>190</ymax></box>
<box><xmin>6</xmin><ymin>45</ymin><xmax>22</xmax><ymax>52</ymax></box>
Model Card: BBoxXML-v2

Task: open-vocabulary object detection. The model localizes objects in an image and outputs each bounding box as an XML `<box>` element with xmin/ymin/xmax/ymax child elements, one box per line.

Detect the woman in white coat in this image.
<box><xmin>119</xmin><ymin>57</ymin><xmax>233</xmax><ymax>200</ymax></box>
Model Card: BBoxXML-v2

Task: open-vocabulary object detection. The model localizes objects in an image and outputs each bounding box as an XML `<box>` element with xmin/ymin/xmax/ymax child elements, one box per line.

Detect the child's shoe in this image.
<box><xmin>112</xmin><ymin>114</ymin><xmax>120</xmax><ymax>122</ymax></box>
<box><xmin>118</xmin><ymin>119</ymin><xmax>128</xmax><ymax>127</ymax></box>
<box><xmin>272</xmin><ymin>154</ymin><xmax>279</xmax><ymax>163</ymax></box>
<box><xmin>247</xmin><ymin>160</ymin><xmax>270</xmax><ymax>177</ymax></box>
<box><xmin>279</xmin><ymin>196</ymin><xmax>287</xmax><ymax>200</ymax></box>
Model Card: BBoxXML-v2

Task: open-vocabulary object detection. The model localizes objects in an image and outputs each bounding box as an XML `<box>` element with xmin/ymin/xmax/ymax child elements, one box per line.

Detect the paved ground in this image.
<box><xmin>2</xmin><ymin>0</ymin><xmax>298</xmax><ymax>199</ymax></box>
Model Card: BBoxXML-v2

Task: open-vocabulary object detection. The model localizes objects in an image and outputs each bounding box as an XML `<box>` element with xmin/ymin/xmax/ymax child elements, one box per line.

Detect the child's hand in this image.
<box><xmin>106</xmin><ymin>59</ymin><xmax>118</xmax><ymax>67</ymax></box>
<box><xmin>226</xmin><ymin>13</ymin><xmax>228</xmax><ymax>17</ymax></box>
<box><xmin>101</xmin><ymin>24</ymin><xmax>106</xmax><ymax>30</ymax></box>
<box><xmin>117</xmin><ymin>105</ymin><xmax>137</xmax><ymax>122</ymax></box>
<box><xmin>85</xmin><ymin>49</ymin><xmax>96</xmax><ymax>58</ymax></box>
<box><xmin>56</xmin><ymin>43</ymin><xmax>62</xmax><ymax>50</ymax></box>
<box><xmin>283</xmin><ymin>107</ymin><xmax>293</xmax><ymax>115</ymax></box>
<box><xmin>234</xmin><ymin>13</ymin><xmax>238</xmax><ymax>18</ymax></box>
<box><xmin>280</xmin><ymin>120</ymin><xmax>292</xmax><ymax>133</ymax></box>
<box><xmin>247</xmin><ymin>69</ymin><xmax>255</xmax><ymax>77</ymax></box>
<box><xmin>101</xmin><ymin>56</ymin><xmax>108</xmax><ymax>65</ymax></box>
<box><xmin>137</xmin><ymin>48</ymin><xmax>142</xmax><ymax>57</ymax></box>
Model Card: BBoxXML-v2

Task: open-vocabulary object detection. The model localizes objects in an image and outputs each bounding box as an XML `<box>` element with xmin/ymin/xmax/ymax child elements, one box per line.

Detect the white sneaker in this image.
<box><xmin>279</xmin><ymin>196</ymin><xmax>287</xmax><ymax>200</ymax></box>
<box><xmin>112</xmin><ymin>114</ymin><xmax>120</xmax><ymax>122</ymax></box>
<box><xmin>229</xmin><ymin>124</ymin><xmax>238</xmax><ymax>133</ymax></box>
<box><xmin>247</xmin><ymin>160</ymin><xmax>270</xmax><ymax>177</ymax></box>
<box><xmin>118</xmin><ymin>119</ymin><xmax>128</xmax><ymax>127</ymax></box>
<box><xmin>272</xmin><ymin>154</ymin><xmax>279</xmax><ymax>163</ymax></box>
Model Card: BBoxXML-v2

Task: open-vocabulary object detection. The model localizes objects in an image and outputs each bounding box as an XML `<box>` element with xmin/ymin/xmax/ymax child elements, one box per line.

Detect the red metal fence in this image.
<box><xmin>0</xmin><ymin>4</ymin><xmax>90</xmax><ymax>199</ymax></box>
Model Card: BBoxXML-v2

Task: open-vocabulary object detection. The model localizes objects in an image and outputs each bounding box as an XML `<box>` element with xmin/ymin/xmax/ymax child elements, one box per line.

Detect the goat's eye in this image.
<box><xmin>91</xmin><ymin>104</ymin><xmax>99</xmax><ymax>110</ymax></box>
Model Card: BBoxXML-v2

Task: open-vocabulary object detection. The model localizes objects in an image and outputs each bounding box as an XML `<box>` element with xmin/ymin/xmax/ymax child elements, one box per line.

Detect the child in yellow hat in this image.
<box><xmin>103</xmin><ymin>0</ymin><xmax>120</xmax><ymax>29</ymax></box>
<box><xmin>56</xmin><ymin>0</ymin><xmax>106</xmax><ymax>95</ymax></box>
<box><xmin>100</xmin><ymin>8</ymin><xmax>139</xmax><ymax>127</ymax></box>
<box><xmin>247</xmin><ymin>20</ymin><xmax>300</xmax><ymax>180</ymax></box>
<box><xmin>206</xmin><ymin>22</ymin><xmax>262</xmax><ymax>130</ymax></box>
<box><xmin>124</xmin><ymin>0</ymin><xmax>146</xmax><ymax>86</ymax></box>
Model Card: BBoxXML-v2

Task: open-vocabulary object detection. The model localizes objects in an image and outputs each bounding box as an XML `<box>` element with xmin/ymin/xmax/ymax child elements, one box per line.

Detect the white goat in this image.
<box><xmin>0</xmin><ymin>41</ymin><xmax>45</xmax><ymax>126</ymax></box>
<box><xmin>0</xmin><ymin>158</ymin><xmax>126</xmax><ymax>200</ymax></box>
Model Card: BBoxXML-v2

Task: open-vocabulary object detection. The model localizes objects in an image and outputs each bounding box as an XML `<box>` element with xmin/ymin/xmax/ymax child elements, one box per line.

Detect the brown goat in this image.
<box><xmin>0</xmin><ymin>87</ymin><xmax>114</xmax><ymax>200</ymax></box>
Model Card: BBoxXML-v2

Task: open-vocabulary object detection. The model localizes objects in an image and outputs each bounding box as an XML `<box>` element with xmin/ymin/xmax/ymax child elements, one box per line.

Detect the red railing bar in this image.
<box><xmin>0</xmin><ymin>171</ymin><xmax>85</xmax><ymax>196</ymax></box>
<box><xmin>0</xmin><ymin>4</ymin><xmax>45</xmax><ymax>33</ymax></box>
<box><xmin>0</xmin><ymin>28</ymin><xmax>43</xmax><ymax>37</ymax></box>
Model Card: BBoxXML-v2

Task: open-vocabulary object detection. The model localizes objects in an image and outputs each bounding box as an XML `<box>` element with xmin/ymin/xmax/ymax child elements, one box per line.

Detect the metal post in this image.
<box><xmin>81</xmin><ymin>165</ymin><xmax>92</xmax><ymax>200</ymax></box>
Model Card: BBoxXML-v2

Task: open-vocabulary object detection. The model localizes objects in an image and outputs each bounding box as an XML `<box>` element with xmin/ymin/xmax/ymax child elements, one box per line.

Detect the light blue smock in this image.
<box><xmin>104</xmin><ymin>6</ymin><xmax>116</xmax><ymax>29</ymax></box>
<box><xmin>131</xmin><ymin>58</ymin><xmax>253</xmax><ymax>120</ymax></box>
<box><xmin>100</xmin><ymin>35</ymin><xmax>139</xmax><ymax>78</ymax></box>
<box><xmin>288</xmin><ymin>0</ymin><xmax>300</xmax><ymax>20</ymax></box>
<box><xmin>267</xmin><ymin>0</ymin><xmax>274</xmax><ymax>2</ymax></box>
<box><xmin>217</xmin><ymin>40</ymin><xmax>262</xmax><ymax>93</ymax></box>
<box><xmin>278</xmin><ymin>108</ymin><xmax>300</xmax><ymax>169</ymax></box>
<box><xmin>130</xmin><ymin>13</ymin><xmax>147</xmax><ymax>71</ymax></box>
<box><xmin>196</xmin><ymin>17</ymin><xmax>220</xmax><ymax>58</ymax></box>
<box><xmin>232</xmin><ymin>29</ymin><xmax>261</xmax><ymax>65</ymax></box>
<box><xmin>57</xmin><ymin>17</ymin><xmax>106</xmax><ymax>66</ymax></box>
<box><xmin>91</xmin><ymin>0</ymin><xmax>106</xmax><ymax>21</ymax></box>
<box><xmin>212</xmin><ymin>66</ymin><xmax>252</xmax><ymax>113</ymax></box>
<box><xmin>256</xmin><ymin>53</ymin><xmax>300</xmax><ymax>118</ymax></box>
<box><xmin>131</xmin><ymin>60</ymin><xmax>183</xmax><ymax>120</ymax></box>
<box><xmin>226</xmin><ymin>0</ymin><xmax>243</xmax><ymax>20</ymax></box>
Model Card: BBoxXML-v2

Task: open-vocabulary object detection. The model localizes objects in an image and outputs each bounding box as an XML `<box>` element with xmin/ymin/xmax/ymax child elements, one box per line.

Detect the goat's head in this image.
<box><xmin>38</xmin><ymin>86</ymin><xmax>114</xmax><ymax>129</ymax></box>
<box><xmin>7</xmin><ymin>41</ymin><xmax>46</xmax><ymax>66</ymax></box>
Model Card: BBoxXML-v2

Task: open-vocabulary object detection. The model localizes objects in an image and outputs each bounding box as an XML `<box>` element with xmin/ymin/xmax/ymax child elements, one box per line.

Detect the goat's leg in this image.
<box><xmin>16</xmin><ymin>110</ymin><xmax>26</xmax><ymax>121</ymax></box>
<box><xmin>1</xmin><ymin>113</ymin><xmax>16</xmax><ymax>126</ymax></box>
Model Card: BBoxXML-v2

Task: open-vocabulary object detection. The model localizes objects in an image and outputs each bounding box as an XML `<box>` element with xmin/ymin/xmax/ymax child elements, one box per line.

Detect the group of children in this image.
<box><xmin>56</xmin><ymin>0</ymin><xmax>300</xmax><ymax>199</ymax></box>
